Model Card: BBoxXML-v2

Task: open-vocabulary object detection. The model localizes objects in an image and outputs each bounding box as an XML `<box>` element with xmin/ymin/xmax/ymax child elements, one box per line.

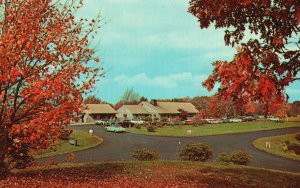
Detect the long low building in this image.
<box><xmin>80</xmin><ymin>104</ymin><xmax>117</xmax><ymax>123</ymax></box>
<box><xmin>117</xmin><ymin>101</ymin><xmax>199</xmax><ymax>121</ymax></box>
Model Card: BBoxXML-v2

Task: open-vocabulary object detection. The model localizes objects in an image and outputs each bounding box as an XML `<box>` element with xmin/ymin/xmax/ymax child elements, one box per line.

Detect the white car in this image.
<box><xmin>268</xmin><ymin>117</ymin><xmax>280</xmax><ymax>122</ymax></box>
<box><xmin>204</xmin><ymin>119</ymin><xmax>215</xmax><ymax>124</ymax></box>
<box><xmin>130</xmin><ymin>119</ymin><xmax>145</xmax><ymax>125</ymax></box>
<box><xmin>229</xmin><ymin>118</ymin><xmax>242</xmax><ymax>123</ymax></box>
<box><xmin>95</xmin><ymin>120</ymin><xmax>106</xmax><ymax>125</ymax></box>
<box><xmin>206</xmin><ymin>119</ymin><xmax>221</xmax><ymax>124</ymax></box>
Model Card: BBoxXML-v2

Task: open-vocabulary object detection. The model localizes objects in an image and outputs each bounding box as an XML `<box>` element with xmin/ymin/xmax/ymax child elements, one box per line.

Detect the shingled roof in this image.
<box><xmin>139</xmin><ymin>101</ymin><xmax>199</xmax><ymax>114</ymax></box>
<box><xmin>156</xmin><ymin>102</ymin><xmax>199</xmax><ymax>114</ymax></box>
<box><xmin>120</xmin><ymin>105</ymin><xmax>149</xmax><ymax>114</ymax></box>
<box><xmin>84</xmin><ymin>104</ymin><xmax>117</xmax><ymax>114</ymax></box>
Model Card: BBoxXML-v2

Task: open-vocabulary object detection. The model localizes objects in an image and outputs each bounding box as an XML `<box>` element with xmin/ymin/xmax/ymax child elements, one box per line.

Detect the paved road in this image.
<box><xmin>38</xmin><ymin>125</ymin><xmax>300</xmax><ymax>173</ymax></box>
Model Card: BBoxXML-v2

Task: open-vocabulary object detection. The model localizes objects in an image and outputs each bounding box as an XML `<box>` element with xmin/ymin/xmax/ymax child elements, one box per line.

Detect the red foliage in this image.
<box><xmin>189</xmin><ymin>0</ymin><xmax>299</xmax><ymax>116</ymax></box>
<box><xmin>0</xmin><ymin>0</ymin><xmax>103</xmax><ymax>173</ymax></box>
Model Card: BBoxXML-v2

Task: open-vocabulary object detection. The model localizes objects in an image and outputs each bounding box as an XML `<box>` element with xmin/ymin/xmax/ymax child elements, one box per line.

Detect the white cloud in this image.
<box><xmin>286</xmin><ymin>88</ymin><xmax>300</xmax><ymax>94</ymax></box>
<box><xmin>113</xmin><ymin>72</ymin><xmax>208</xmax><ymax>89</ymax></box>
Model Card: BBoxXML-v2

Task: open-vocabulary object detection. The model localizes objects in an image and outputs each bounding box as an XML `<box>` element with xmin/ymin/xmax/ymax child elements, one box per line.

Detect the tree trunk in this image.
<box><xmin>0</xmin><ymin>159</ymin><xmax>8</xmax><ymax>179</ymax></box>
<box><xmin>0</xmin><ymin>125</ymin><xmax>9</xmax><ymax>179</ymax></box>
<box><xmin>0</xmin><ymin>130</ymin><xmax>8</xmax><ymax>179</ymax></box>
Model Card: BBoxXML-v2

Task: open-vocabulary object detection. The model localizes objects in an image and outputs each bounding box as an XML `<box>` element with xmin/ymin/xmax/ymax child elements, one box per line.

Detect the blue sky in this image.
<box><xmin>79</xmin><ymin>0</ymin><xmax>299</xmax><ymax>104</ymax></box>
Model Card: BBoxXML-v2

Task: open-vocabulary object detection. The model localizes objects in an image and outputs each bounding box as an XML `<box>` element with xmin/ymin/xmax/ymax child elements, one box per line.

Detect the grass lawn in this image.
<box><xmin>252</xmin><ymin>132</ymin><xmax>300</xmax><ymax>161</ymax></box>
<box><xmin>4</xmin><ymin>161</ymin><xmax>300</xmax><ymax>187</ymax></box>
<box><xmin>128</xmin><ymin>121</ymin><xmax>300</xmax><ymax>137</ymax></box>
<box><xmin>32</xmin><ymin>130</ymin><xmax>103</xmax><ymax>158</ymax></box>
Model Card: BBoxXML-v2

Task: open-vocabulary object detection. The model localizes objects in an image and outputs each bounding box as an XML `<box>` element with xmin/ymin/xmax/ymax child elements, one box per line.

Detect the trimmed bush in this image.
<box><xmin>215</xmin><ymin>152</ymin><xmax>232</xmax><ymax>164</ymax></box>
<box><xmin>215</xmin><ymin>151</ymin><xmax>252</xmax><ymax>165</ymax></box>
<box><xmin>147</xmin><ymin>125</ymin><xmax>156</xmax><ymax>132</ymax></box>
<box><xmin>131</xmin><ymin>148</ymin><xmax>160</xmax><ymax>161</ymax></box>
<box><xmin>230</xmin><ymin>150</ymin><xmax>252</xmax><ymax>165</ymax></box>
<box><xmin>287</xmin><ymin>143</ymin><xmax>300</xmax><ymax>155</ymax></box>
<box><xmin>177</xmin><ymin>142</ymin><xmax>213</xmax><ymax>162</ymax></box>
<box><xmin>295</xmin><ymin>134</ymin><xmax>300</xmax><ymax>141</ymax></box>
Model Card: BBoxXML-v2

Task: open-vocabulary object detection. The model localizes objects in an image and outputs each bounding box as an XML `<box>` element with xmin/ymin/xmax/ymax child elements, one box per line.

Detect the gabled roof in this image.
<box><xmin>139</xmin><ymin>102</ymin><xmax>168</xmax><ymax>114</ymax></box>
<box><xmin>138</xmin><ymin>101</ymin><xmax>199</xmax><ymax>114</ymax></box>
<box><xmin>156</xmin><ymin>102</ymin><xmax>199</xmax><ymax>114</ymax></box>
<box><xmin>119</xmin><ymin>105</ymin><xmax>149</xmax><ymax>114</ymax></box>
<box><xmin>84</xmin><ymin>104</ymin><xmax>117</xmax><ymax>114</ymax></box>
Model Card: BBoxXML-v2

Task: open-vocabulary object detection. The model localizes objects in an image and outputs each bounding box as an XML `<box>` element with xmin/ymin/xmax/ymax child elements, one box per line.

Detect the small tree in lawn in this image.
<box><xmin>0</xmin><ymin>0</ymin><xmax>103</xmax><ymax>176</ymax></box>
<box><xmin>189</xmin><ymin>0</ymin><xmax>299</xmax><ymax>117</ymax></box>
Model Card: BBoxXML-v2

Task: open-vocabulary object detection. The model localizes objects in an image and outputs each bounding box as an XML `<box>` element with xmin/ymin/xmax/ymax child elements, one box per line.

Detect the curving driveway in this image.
<box><xmin>38</xmin><ymin>125</ymin><xmax>300</xmax><ymax>173</ymax></box>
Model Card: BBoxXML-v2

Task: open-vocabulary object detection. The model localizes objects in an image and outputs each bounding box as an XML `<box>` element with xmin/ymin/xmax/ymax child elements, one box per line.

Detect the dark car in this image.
<box><xmin>242</xmin><ymin>116</ymin><xmax>257</xmax><ymax>121</ymax></box>
<box><xmin>121</xmin><ymin>120</ymin><xmax>134</xmax><ymax>128</ymax></box>
<box><xmin>221</xmin><ymin>118</ymin><xmax>230</xmax><ymax>123</ymax></box>
<box><xmin>184</xmin><ymin>120</ymin><xmax>194</xmax><ymax>125</ymax></box>
<box><xmin>162</xmin><ymin>120</ymin><xmax>184</xmax><ymax>126</ymax></box>
<box><xmin>107</xmin><ymin>119</ymin><xmax>121</xmax><ymax>126</ymax></box>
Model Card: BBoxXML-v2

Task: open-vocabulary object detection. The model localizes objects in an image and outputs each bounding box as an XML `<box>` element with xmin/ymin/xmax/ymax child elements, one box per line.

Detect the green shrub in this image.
<box><xmin>287</xmin><ymin>143</ymin><xmax>300</xmax><ymax>155</ymax></box>
<box><xmin>284</xmin><ymin>140</ymin><xmax>291</xmax><ymax>145</ymax></box>
<box><xmin>147</xmin><ymin>125</ymin><xmax>156</xmax><ymax>132</ymax></box>
<box><xmin>215</xmin><ymin>151</ymin><xmax>252</xmax><ymax>165</ymax></box>
<box><xmin>230</xmin><ymin>150</ymin><xmax>252</xmax><ymax>165</ymax></box>
<box><xmin>295</xmin><ymin>134</ymin><xmax>300</xmax><ymax>141</ymax></box>
<box><xmin>177</xmin><ymin>142</ymin><xmax>213</xmax><ymax>162</ymax></box>
<box><xmin>215</xmin><ymin>152</ymin><xmax>232</xmax><ymax>164</ymax></box>
<box><xmin>131</xmin><ymin>148</ymin><xmax>160</xmax><ymax>161</ymax></box>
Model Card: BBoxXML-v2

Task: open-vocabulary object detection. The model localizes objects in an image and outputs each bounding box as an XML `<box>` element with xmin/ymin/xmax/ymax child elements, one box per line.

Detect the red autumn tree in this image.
<box><xmin>0</xmin><ymin>0</ymin><xmax>103</xmax><ymax>176</ymax></box>
<box><xmin>272</xmin><ymin>102</ymin><xmax>291</xmax><ymax>118</ymax></box>
<box><xmin>290</xmin><ymin>101</ymin><xmax>300</xmax><ymax>116</ymax></box>
<box><xmin>189</xmin><ymin>0</ymin><xmax>299</xmax><ymax>116</ymax></box>
<box><xmin>206</xmin><ymin>96</ymin><xmax>234</xmax><ymax>118</ymax></box>
<box><xmin>244</xmin><ymin>102</ymin><xmax>256</xmax><ymax>116</ymax></box>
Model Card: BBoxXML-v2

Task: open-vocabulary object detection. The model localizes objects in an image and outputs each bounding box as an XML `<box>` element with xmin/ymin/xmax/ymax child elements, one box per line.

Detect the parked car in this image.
<box><xmin>105</xmin><ymin>125</ymin><xmax>126</xmax><ymax>133</ymax></box>
<box><xmin>268</xmin><ymin>116</ymin><xmax>280</xmax><ymax>122</ymax></box>
<box><xmin>95</xmin><ymin>120</ymin><xmax>106</xmax><ymax>125</ymax></box>
<box><xmin>184</xmin><ymin>119</ymin><xmax>193</xmax><ymax>125</ymax></box>
<box><xmin>121</xmin><ymin>120</ymin><xmax>134</xmax><ymax>128</ymax></box>
<box><xmin>162</xmin><ymin>120</ymin><xmax>184</xmax><ymax>126</ymax></box>
<box><xmin>229</xmin><ymin>118</ymin><xmax>242</xmax><ymax>123</ymax></box>
<box><xmin>204</xmin><ymin>118</ymin><xmax>221</xmax><ymax>124</ymax></box>
<box><xmin>203</xmin><ymin>118</ymin><xmax>215</xmax><ymax>124</ymax></box>
<box><xmin>130</xmin><ymin>119</ymin><xmax>145</xmax><ymax>125</ymax></box>
<box><xmin>107</xmin><ymin>119</ymin><xmax>121</xmax><ymax>126</ymax></box>
<box><xmin>174</xmin><ymin>120</ymin><xmax>185</xmax><ymax>125</ymax></box>
<box><xmin>242</xmin><ymin>116</ymin><xmax>257</xmax><ymax>122</ymax></box>
<box><xmin>221</xmin><ymin>118</ymin><xmax>230</xmax><ymax>123</ymax></box>
<box><xmin>209</xmin><ymin>119</ymin><xmax>222</xmax><ymax>124</ymax></box>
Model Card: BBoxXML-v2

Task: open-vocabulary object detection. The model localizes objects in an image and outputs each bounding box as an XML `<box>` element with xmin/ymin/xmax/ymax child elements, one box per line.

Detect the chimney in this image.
<box><xmin>150</xmin><ymin>99</ymin><xmax>157</xmax><ymax>106</ymax></box>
